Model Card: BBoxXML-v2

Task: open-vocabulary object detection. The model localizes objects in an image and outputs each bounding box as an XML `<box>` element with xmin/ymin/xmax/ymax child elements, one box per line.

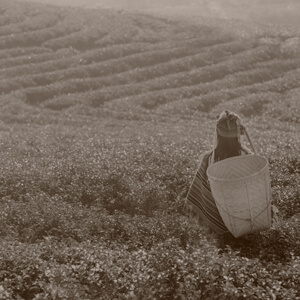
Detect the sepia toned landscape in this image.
<box><xmin>0</xmin><ymin>0</ymin><xmax>299</xmax><ymax>299</ymax></box>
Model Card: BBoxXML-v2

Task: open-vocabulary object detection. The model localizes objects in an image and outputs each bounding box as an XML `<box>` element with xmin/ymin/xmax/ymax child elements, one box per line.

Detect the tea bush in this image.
<box><xmin>0</xmin><ymin>1</ymin><xmax>299</xmax><ymax>299</ymax></box>
<box><xmin>0</xmin><ymin>119</ymin><xmax>298</xmax><ymax>299</ymax></box>
<box><xmin>0</xmin><ymin>236</ymin><xmax>299</xmax><ymax>299</ymax></box>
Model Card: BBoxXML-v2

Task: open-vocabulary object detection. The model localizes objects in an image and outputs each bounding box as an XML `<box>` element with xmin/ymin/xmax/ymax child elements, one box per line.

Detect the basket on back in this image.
<box><xmin>207</xmin><ymin>154</ymin><xmax>271</xmax><ymax>238</ymax></box>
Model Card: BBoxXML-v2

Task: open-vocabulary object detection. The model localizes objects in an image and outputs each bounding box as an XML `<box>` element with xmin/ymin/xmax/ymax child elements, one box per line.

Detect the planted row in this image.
<box><xmin>0</xmin><ymin>10</ymin><xmax>61</xmax><ymax>37</ymax></box>
<box><xmin>0</xmin><ymin>48</ymin><xmax>77</xmax><ymax>70</ymax></box>
<box><xmin>0</xmin><ymin>46</ymin><xmax>50</xmax><ymax>60</ymax></box>
<box><xmin>0</xmin><ymin>41</ymin><xmax>247</xmax><ymax>94</ymax></box>
<box><xmin>15</xmin><ymin>43</ymin><xmax>279</xmax><ymax>104</ymax></box>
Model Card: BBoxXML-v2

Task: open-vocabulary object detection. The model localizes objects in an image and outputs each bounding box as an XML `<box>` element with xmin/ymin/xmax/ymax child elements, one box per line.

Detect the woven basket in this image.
<box><xmin>207</xmin><ymin>155</ymin><xmax>271</xmax><ymax>238</ymax></box>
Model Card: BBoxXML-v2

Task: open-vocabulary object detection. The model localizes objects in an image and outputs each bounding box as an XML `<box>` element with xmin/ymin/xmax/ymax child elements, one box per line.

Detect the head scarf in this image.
<box><xmin>216</xmin><ymin>110</ymin><xmax>245</xmax><ymax>138</ymax></box>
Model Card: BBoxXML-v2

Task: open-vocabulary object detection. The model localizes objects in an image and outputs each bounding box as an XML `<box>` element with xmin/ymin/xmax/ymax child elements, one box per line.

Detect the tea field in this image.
<box><xmin>0</xmin><ymin>0</ymin><xmax>299</xmax><ymax>299</ymax></box>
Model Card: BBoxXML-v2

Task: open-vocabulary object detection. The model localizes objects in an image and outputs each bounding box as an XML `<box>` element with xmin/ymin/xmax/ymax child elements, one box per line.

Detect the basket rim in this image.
<box><xmin>207</xmin><ymin>154</ymin><xmax>269</xmax><ymax>182</ymax></box>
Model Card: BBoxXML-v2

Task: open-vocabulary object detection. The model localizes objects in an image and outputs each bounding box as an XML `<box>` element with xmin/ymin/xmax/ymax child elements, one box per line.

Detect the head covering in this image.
<box><xmin>216</xmin><ymin>110</ymin><xmax>244</xmax><ymax>138</ymax></box>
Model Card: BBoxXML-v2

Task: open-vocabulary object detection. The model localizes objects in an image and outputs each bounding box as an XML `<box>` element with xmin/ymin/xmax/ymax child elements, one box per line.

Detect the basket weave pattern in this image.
<box><xmin>207</xmin><ymin>155</ymin><xmax>271</xmax><ymax>238</ymax></box>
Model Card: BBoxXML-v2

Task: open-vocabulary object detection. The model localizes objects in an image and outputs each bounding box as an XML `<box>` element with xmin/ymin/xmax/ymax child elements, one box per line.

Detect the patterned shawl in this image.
<box><xmin>186</xmin><ymin>150</ymin><xmax>229</xmax><ymax>234</ymax></box>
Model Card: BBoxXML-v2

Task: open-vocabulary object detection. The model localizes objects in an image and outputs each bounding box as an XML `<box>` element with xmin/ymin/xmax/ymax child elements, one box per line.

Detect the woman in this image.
<box><xmin>186</xmin><ymin>110</ymin><xmax>252</xmax><ymax>234</ymax></box>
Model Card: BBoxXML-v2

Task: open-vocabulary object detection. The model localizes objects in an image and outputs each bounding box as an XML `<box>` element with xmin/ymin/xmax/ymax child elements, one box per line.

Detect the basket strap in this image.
<box><xmin>236</xmin><ymin>119</ymin><xmax>242</xmax><ymax>146</ymax></box>
<box><xmin>244</xmin><ymin>128</ymin><xmax>256</xmax><ymax>154</ymax></box>
<box><xmin>211</xmin><ymin>129</ymin><xmax>218</xmax><ymax>165</ymax></box>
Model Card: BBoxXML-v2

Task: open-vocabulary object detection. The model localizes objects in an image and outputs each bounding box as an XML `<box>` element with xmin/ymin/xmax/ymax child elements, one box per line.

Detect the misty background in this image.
<box><xmin>21</xmin><ymin>0</ymin><xmax>300</xmax><ymax>28</ymax></box>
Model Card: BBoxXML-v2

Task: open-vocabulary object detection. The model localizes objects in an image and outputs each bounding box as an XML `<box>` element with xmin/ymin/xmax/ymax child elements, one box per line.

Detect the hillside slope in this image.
<box><xmin>0</xmin><ymin>0</ymin><xmax>299</xmax><ymax>124</ymax></box>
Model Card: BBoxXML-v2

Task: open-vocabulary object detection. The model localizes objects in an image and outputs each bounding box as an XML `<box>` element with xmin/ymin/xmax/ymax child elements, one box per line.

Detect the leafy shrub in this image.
<box><xmin>0</xmin><ymin>235</ymin><xmax>299</xmax><ymax>300</ymax></box>
<box><xmin>0</xmin><ymin>1</ymin><xmax>300</xmax><ymax>299</ymax></box>
<box><xmin>269</xmin><ymin>154</ymin><xmax>300</xmax><ymax>218</ymax></box>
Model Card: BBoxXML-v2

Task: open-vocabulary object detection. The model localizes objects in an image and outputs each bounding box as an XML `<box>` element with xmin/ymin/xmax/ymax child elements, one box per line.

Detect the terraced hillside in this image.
<box><xmin>0</xmin><ymin>0</ymin><xmax>299</xmax><ymax>299</ymax></box>
<box><xmin>0</xmin><ymin>0</ymin><xmax>299</xmax><ymax>122</ymax></box>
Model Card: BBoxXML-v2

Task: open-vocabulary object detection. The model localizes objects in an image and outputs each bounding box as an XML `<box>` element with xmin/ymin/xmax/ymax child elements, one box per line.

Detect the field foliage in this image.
<box><xmin>0</xmin><ymin>0</ymin><xmax>299</xmax><ymax>299</ymax></box>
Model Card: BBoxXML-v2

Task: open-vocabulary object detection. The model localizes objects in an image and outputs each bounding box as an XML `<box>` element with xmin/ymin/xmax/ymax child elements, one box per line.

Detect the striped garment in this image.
<box><xmin>186</xmin><ymin>148</ymin><xmax>252</xmax><ymax>234</ymax></box>
<box><xmin>186</xmin><ymin>150</ymin><xmax>229</xmax><ymax>234</ymax></box>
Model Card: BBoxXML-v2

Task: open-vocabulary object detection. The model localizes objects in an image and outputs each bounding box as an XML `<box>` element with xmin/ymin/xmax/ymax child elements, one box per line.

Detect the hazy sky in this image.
<box><xmin>20</xmin><ymin>0</ymin><xmax>300</xmax><ymax>28</ymax></box>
